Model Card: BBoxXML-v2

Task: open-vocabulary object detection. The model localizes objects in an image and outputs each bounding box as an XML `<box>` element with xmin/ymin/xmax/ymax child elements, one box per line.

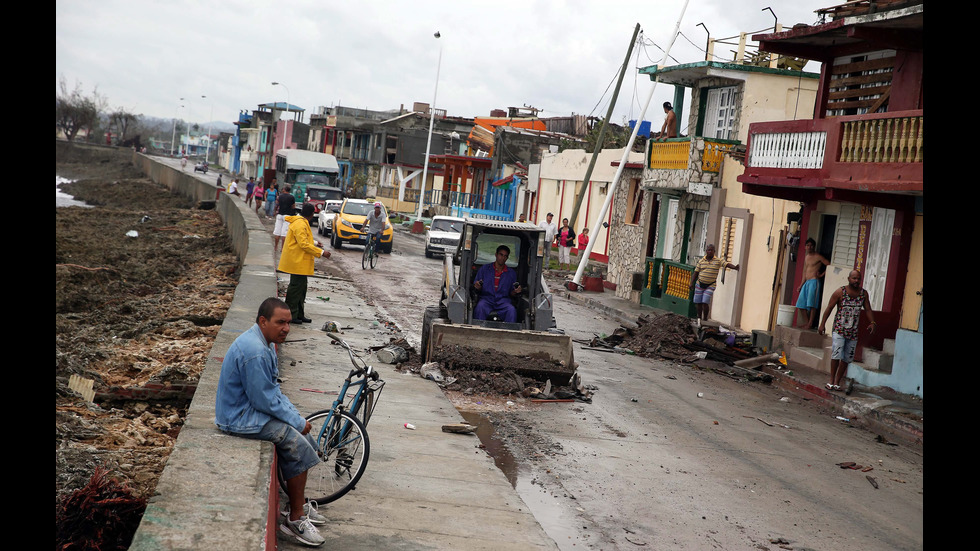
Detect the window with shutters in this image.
<box><xmin>702</xmin><ymin>86</ymin><xmax>738</xmax><ymax>140</ymax></box>
<box><xmin>826</xmin><ymin>50</ymin><xmax>895</xmax><ymax>116</ymax></box>
<box><xmin>832</xmin><ymin>204</ymin><xmax>861</xmax><ymax>266</ymax></box>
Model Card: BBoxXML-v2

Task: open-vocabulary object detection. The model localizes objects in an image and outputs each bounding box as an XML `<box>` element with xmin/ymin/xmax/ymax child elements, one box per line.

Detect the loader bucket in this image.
<box><xmin>428</xmin><ymin>323</ymin><xmax>577</xmax><ymax>386</ymax></box>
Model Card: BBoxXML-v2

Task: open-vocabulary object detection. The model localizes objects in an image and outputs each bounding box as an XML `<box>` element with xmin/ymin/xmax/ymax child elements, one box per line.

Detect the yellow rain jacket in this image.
<box><xmin>277</xmin><ymin>215</ymin><xmax>324</xmax><ymax>276</ymax></box>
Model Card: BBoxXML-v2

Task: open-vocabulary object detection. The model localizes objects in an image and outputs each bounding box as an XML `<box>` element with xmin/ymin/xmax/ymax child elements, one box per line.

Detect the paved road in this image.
<box><xmin>319</xmin><ymin>225</ymin><xmax>924</xmax><ymax>551</ymax></box>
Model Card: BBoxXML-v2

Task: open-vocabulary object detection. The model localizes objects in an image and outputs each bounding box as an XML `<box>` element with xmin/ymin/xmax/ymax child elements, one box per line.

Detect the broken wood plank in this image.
<box><xmin>441</xmin><ymin>423</ymin><xmax>478</xmax><ymax>434</ymax></box>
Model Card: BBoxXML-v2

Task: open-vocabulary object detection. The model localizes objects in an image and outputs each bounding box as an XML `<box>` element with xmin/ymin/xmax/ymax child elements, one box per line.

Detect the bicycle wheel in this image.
<box><xmin>304</xmin><ymin>409</ymin><xmax>370</xmax><ymax>504</ymax></box>
<box><xmin>369</xmin><ymin>244</ymin><xmax>378</xmax><ymax>269</ymax></box>
<box><xmin>361</xmin><ymin>242</ymin><xmax>369</xmax><ymax>270</ymax></box>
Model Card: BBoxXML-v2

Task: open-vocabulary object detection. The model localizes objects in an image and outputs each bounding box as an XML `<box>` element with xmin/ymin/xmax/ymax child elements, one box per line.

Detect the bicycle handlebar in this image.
<box><xmin>326</xmin><ymin>332</ymin><xmax>376</xmax><ymax>380</ymax></box>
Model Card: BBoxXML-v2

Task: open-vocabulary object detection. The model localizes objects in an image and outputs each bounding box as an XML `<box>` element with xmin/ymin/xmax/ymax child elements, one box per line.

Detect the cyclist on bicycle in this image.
<box><xmin>363</xmin><ymin>202</ymin><xmax>387</xmax><ymax>251</ymax></box>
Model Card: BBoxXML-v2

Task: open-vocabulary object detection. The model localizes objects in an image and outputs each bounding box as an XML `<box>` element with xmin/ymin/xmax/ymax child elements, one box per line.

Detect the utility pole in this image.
<box><xmin>565</xmin><ymin>23</ymin><xmax>641</xmax><ymax>232</ymax></box>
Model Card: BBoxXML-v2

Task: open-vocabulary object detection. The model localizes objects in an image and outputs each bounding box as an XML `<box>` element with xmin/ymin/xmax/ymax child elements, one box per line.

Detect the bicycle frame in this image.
<box><xmin>315</xmin><ymin>334</ymin><xmax>384</xmax><ymax>446</ymax></box>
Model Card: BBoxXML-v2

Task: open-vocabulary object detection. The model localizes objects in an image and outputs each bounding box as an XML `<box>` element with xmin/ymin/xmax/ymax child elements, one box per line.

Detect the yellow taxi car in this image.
<box><xmin>330</xmin><ymin>198</ymin><xmax>394</xmax><ymax>253</ymax></box>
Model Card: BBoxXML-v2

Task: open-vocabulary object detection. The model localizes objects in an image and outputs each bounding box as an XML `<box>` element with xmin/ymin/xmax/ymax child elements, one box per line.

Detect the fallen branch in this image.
<box><xmin>56</xmin><ymin>263</ymin><xmax>120</xmax><ymax>274</ymax></box>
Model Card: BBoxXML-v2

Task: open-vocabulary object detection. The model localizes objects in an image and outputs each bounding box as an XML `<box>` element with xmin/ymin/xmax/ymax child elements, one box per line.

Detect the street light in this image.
<box><xmin>272</xmin><ymin>81</ymin><xmax>290</xmax><ymax>152</ymax></box>
<box><xmin>202</xmin><ymin>95</ymin><xmax>213</xmax><ymax>163</ymax></box>
<box><xmin>413</xmin><ymin>31</ymin><xmax>443</xmax><ymax>234</ymax></box>
<box><xmin>170</xmin><ymin>97</ymin><xmax>184</xmax><ymax>157</ymax></box>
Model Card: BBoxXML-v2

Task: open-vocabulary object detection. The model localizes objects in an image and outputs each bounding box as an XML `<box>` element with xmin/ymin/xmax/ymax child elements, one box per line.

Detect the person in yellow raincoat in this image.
<box><xmin>277</xmin><ymin>203</ymin><xmax>331</xmax><ymax>324</ymax></box>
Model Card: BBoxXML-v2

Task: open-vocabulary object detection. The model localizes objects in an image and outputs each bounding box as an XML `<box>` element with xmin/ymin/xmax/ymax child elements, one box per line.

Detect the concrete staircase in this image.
<box><xmin>770</xmin><ymin>325</ymin><xmax>895</xmax><ymax>376</ymax></box>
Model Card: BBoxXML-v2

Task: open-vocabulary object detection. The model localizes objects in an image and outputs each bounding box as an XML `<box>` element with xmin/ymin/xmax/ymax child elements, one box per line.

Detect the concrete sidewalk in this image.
<box><xmin>274</xmin><ymin>272</ymin><xmax>556</xmax><ymax>550</ymax></box>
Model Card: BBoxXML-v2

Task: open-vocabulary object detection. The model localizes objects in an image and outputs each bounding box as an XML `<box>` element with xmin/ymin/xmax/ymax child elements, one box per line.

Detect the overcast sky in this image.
<box><xmin>56</xmin><ymin>0</ymin><xmax>827</xmax><ymax>132</ymax></box>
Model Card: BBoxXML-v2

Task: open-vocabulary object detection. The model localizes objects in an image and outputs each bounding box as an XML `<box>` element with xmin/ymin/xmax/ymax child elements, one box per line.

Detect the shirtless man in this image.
<box><xmin>657</xmin><ymin>102</ymin><xmax>677</xmax><ymax>141</ymax></box>
<box><xmin>795</xmin><ymin>238</ymin><xmax>830</xmax><ymax>329</ymax></box>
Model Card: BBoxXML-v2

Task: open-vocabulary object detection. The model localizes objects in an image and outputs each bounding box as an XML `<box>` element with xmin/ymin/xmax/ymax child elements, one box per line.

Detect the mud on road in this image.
<box><xmin>55</xmin><ymin>143</ymin><xmax>237</xmax><ymax>505</ymax></box>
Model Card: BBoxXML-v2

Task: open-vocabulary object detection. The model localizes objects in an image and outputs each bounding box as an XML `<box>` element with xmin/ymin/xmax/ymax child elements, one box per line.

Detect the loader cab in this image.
<box><xmin>450</xmin><ymin>219</ymin><xmax>549</xmax><ymax>330</ymax></box>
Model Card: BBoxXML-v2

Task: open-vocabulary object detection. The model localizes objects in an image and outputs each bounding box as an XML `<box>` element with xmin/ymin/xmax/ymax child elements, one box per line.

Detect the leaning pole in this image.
<box><xmin>569</xmin><ymin>0</ymin><xmax>692</xmax><ymax>291</ymax></box>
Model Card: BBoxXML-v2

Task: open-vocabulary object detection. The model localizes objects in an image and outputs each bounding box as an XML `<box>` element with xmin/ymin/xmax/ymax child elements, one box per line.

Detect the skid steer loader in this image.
<box><xmin>420</xmin><ymin>219</ymin><xmax>577</xmax><ymax>386</ymax></box>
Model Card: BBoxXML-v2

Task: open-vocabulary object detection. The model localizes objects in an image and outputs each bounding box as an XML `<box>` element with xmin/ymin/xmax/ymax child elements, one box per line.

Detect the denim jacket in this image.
<box><xmin>214</xmin><ymin>323</ymin><xmax>306</xmax><ymax>434</ymax></box>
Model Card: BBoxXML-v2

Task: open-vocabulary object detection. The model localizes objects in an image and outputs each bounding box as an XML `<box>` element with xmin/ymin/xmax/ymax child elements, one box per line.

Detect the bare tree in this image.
<box><xmin>56</xmin><ymin>76</ymin><xmax>106</xmax><ymax>143</ymax></box>
<box><xmin>109</xmin><ymin>108</ymin><xmax>140</xmax><ymax>143</ymax></box>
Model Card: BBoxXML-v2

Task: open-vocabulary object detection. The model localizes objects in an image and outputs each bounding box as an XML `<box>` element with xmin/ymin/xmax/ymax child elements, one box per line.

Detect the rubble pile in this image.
<box><xmin>594</xmin><ymin>313</ymin><xmax>699</xmax><ymax>359</ymax></box>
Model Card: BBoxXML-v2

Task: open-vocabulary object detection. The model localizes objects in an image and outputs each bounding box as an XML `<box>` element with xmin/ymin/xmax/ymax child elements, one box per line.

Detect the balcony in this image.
<box><xmin>646</xmin><ymin>137</ymin><xmax>739</xmax><ymax>191</ymax></box>
<box><xmin>740</xmin><ymin>110</ymin><xmax>922</xmax><ymax>194</ymax></box>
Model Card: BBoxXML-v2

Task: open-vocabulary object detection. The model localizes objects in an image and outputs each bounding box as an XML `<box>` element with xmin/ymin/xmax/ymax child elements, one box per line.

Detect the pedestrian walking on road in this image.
<box><xmin>245</xmin><ymin>177</ymin><xmax>256</xmax><ymax>207</ymax></box>
<box><xmin>254</xmin><ymin>182</ymin><xmax>265</xmax><ymax>214</ymax></box>
<box><xmin>818</xmin><ymin>270</ymin><xmax>876</xmax><ymax>392</ymax></box>
<box><xmin>214</xmin><ymin>297</ymin><xmax>327</xmax><ymax>547</ymax></box>
<box><xmin>277</xmin><ymin>203</ymin><xmax>330</xmax><ymax>324</ymax></box>
<box><xmin>266</xmin><ymin>180</ymin><xmax>279</xmax><ymax>218</ymax></box>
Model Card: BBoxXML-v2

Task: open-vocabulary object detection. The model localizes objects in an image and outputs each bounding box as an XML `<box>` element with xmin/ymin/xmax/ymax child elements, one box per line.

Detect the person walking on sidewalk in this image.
<box><xmin>273</xmin><ymin>184</ymin><xmax>296</xmax><ymax>254</ymax></box>
<box><xmin>818</xmin><ymin>270</ymin><xmax>876</xmax><ymax>391</ymax></box>
<box><xmin>278</xmin><ymin>203</ymin><xmax>330</xmax><ymax>324</ymax></box>
<box><xmin>690</xmin><ymin>244</ymin><xmax>739</xmax><ymax>322</ymax></box>
<box><xmin>214</xmin><ymin>297</ymin><xmax>326</xmax><ymax>547</ymax></box>
<box><xmin>539</xmin><ymin>213</ymin><xmax>558</xmax><ymax>270</ymax></box>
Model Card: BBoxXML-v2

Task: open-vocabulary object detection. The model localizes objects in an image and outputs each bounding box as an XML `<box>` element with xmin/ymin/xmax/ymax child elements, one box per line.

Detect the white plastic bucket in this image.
<box><xmin>776</xmin><ymin>304</ymin><xmax>795</xmax><ymax>327</ymax></box>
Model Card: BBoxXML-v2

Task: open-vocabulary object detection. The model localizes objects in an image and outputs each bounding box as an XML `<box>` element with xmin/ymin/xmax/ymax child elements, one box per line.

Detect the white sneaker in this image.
<box><xmin>280</xmin><ymin>515</ymin><xmax>324</xmax><ymax>547</ymax></box>
<box><xmin>281</xmin><ymin>501</ymin><xmax>327</xmax><ymax>526</ymax></box>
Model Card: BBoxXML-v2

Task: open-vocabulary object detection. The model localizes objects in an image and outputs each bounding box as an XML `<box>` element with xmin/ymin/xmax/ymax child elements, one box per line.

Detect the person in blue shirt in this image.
<box><xmin>214</xmin><ymin>298</ymin><xmax>325</xmax><ymax>547</ymax></box>
<box><xmin>473</xmin><ymin>245</ymin><xmax>523</xmax><ymax>323</ymax></box>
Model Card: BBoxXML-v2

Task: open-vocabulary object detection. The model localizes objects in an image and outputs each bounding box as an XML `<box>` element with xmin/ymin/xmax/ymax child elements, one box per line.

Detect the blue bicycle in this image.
<box><xmin>278</xmin><ymin>333</ymin><xmax>385</xmax><ymax>504</ymax></box>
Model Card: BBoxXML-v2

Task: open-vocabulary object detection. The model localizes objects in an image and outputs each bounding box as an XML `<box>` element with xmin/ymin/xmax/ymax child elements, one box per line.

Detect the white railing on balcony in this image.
<box><xmin>748</xmin><ymin>131</ymin><xmax>826</xmax><ymax>169</ymax></box>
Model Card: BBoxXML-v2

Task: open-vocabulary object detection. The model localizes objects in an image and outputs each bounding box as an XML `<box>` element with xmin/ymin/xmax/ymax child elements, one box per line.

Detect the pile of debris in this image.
<box><xmin>580</xmin><ymin>313</ymin><xmax>779</xmax><ymax>384</ymax></box>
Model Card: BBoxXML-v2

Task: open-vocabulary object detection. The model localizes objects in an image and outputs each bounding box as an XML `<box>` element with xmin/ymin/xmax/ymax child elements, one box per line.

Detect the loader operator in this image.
<box><xmin>473</xmin><ymin>245</ymin><xmax>523</xmax><ymax>323</ymax></box>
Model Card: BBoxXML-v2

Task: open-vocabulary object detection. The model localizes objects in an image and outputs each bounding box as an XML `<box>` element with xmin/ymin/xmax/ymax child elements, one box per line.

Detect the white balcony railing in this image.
<box><xmin>747</xmin><ymin>131</ymin><xmax>826</xmax><ymax>169</ymax></box>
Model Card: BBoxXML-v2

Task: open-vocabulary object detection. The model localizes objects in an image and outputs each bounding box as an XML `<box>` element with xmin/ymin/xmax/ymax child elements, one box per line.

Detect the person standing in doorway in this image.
<box><xmin>517</xmin><ymin>213</ymin><xmax>527</xmax><ymax>223</ymax></box>
<box><xmin>657</xmin><ymin>102</ymin><xmax>677</xmax><ymax>141</ymax></box>
<box><xmin>818</xmin><ymin>270</ymin><xmax>876</xmax><ymax>392</ymax></box>
<box><xmin>556</xmin><ymin>218</ymin><xmax>576</xmax><ymax>271</ymax></box>
<box><xmin>273</xmin><ymin>184</ymin><xmax>295</xmax><ymax>254</ymax></box>
<box><xmin>690</xmin><ymin>244</ymin><xmax>739</xmax><ymax>323</ymax></box>
<box><xmin>795</xmin><ymin>238</ymin><xmax>830</xmax><ymax>329</ymax></box>
<box><xmin>277</xmin><ymin>203</ymin><xmax>330</xmax><ymax>324</ymax></box>
<box><xmin>539</xmin><ymin>213</ymin><xmax>558</xmax><ymax>270</ymax></box>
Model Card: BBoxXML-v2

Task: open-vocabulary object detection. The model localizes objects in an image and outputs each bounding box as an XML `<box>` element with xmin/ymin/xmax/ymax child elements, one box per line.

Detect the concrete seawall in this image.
<box><xmin>127</xmin><ymin>152</ymin><xmax>280</xmax><ymax>550</ymax></box>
